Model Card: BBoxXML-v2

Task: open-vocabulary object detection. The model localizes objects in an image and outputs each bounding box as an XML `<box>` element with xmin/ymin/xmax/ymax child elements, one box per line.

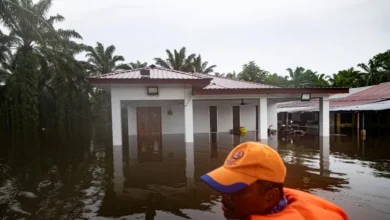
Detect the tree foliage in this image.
<box><xmin>237</xmin><ymin>61</ymin><xmax>268</xmax><ymax>83</ymax></box>
<box><xmin>154</xmin><ymin>47</ymin><xmax>216</xmax><ymax>73</ymax></box>
<box><xmin>85</xmin><ymin>42</ymin><xmax>130</xmax><ymax>74</ymax></box>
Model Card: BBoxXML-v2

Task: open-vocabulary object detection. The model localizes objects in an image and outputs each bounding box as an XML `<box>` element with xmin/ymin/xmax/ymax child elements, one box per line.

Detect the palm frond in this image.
<box><xmin>34</xmin><ymin>0</ymin><xmax>52</xmax><ymax>17</ymax></box>
<box><xmin>114</xmin><ymin>64</ymin><xmax>131</xmax><ymax>71</ymax></box>
<box><xmin>57</xmin><ymin>29</ymin><xmax>82</xmax><ymax>40</ymax></box>
<box><xmin>48</xmin><ymin>14</ymin><xmax>65</xmax><ymax>24</ymax></box>
<box><xmin>105</xmin><ymin>45</ymin><xmax>116</xmax><ymax>58</ymax></box>
<box><xmin>203</xmin><ymin>65</ymin><xmax>216</xmax><ymax>74</ymax></box>
<box><xmin>154</xmin><ymin>57</ymin><xmax>170</xmax><ymax>69</ymax></box>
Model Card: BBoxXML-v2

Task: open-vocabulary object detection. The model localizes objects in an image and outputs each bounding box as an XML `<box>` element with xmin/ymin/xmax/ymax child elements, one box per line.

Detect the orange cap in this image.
<box><xmin>201</xmin><ymin>141</ymin><xmax>286</xmax><ymax>193</ymax></box>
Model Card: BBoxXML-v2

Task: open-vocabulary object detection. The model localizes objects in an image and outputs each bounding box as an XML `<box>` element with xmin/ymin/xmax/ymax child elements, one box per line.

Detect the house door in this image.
<box><xmin>233</xmin><ymin>106</ymin><xmax>240</xmax><ymax>129</ymax></box>
<box><xmin>136</xmin><ymin>107</ymin><xmax>162</xmax><ymax>161</ymax></box>
<box><xmin>210</xmin><ymin>106</ymin><xmax>217</xmax><ymax>133</ymax></box>
<box><xmin>137</xmin><ymin>107</ymin><xmax>162</xmax><ymax>136</ymax></box>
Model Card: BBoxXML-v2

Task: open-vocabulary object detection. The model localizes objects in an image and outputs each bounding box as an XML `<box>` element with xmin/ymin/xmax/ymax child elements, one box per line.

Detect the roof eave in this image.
<box><xmin>192</xmin><ymin>88</ymin><xmax>349</xmax><ymax>95</ymax></box>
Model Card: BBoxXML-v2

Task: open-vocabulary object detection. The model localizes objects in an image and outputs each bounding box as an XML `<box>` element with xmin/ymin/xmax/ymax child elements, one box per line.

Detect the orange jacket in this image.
<box><xmin>250</xmin><ymin>188</ymin><xmax>348</xmax><ymax>220</ymax></box>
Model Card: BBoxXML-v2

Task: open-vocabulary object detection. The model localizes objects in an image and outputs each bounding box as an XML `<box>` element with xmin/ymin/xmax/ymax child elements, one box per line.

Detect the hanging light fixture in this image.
<box><xmin>167</xmin><ymin>104</ymin><xmax>173</xmax><ymax>115</ymax></box>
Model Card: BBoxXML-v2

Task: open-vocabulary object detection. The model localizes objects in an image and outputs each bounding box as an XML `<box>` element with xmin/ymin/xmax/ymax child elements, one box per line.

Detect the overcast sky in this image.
<box><xmin>50</xmin><ymin>0</ymin><xmax>390</xmax><ymax>76</ymax></box>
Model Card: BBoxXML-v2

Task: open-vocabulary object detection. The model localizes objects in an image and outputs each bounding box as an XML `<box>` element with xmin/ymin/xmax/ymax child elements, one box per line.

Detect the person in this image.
<box><xmin>200</xmin><ymin>141</ymin><xmax>348</xmax><ymax>220</ymax></box>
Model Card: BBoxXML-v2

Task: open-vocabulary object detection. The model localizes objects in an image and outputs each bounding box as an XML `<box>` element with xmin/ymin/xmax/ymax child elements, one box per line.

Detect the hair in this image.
<box><xmin>257</xmin><ymin>180</ymin><xmax>284</xmax><ymax>200</ymax></box>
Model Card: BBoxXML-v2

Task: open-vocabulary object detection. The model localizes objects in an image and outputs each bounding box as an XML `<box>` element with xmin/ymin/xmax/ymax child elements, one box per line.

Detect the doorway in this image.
<box><xmin>210</xmin><ymin>106</ymin><xmax>217</xmax><ymax>133</ymax></box>
<box><xmin>136</xmin><ymin>107</ymin><xmax>162</xmax><ymax>161</ymax></box>
<box><xmin>233</xmin><ymin>106</ymin><xmax>240</xmax><ymax>130</ymax></box>
<box><xmin>256</xmin><ymin>105</ymin><xmax>259</xmax><ymax>131</ymax></box>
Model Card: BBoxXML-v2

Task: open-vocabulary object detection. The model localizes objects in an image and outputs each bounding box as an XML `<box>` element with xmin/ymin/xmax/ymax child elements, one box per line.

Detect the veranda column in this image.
<box><xmin>267</xmin><ymin>100</ymin><xmax>278</xmax><ymax>149</ymax></box>
<box><xmin>319</xmin><ymin>96</ymin><xmax>330</xmax><ymax>136</ymax></box>
<box><xmin>186</xmin><ymin>142</ymin><xmax>195</xmax><ymax>188</ymax></box>
<box><xmin>319</xmin><ymin>136</ymin><xmax>330</xmax><ymax>177</ymax></box>
<box><xmin>184</xmin><ymin>88</ymin><xmax>194</xmax><ymax>143</ymax></box>
<box><xmin>267</xmin><ymin>100</ymin><xmax>278</xmax><ymax>131</ymax></box>
<box><xmin>111</xmin><ymin>91</ymin><xmax>122</xmax><ymax>146</ymax></box>
<box><xmin>258</xmin><ymin>97</ymin><xmax>268</xmax><ymax>140</ymax></box>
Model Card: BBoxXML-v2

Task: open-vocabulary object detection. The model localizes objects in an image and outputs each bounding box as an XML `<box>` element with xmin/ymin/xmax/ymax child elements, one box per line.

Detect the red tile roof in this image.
<box><xmin>331</xmin><ymin>82</ymin><xmax>390</xmax><ymax>108</ymax></box>
<box><xmin>87</xmin><ymin>66</ymin><xmax>277</xmax><ymax>89</ymax></box>
<box><xmin>278</xmin><ymin>82</ymin><xmax>390</xmax><ymax>112</ymax></box>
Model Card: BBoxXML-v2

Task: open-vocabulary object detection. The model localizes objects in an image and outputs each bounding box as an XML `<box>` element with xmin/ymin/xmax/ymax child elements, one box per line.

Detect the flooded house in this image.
<box><xmin>277</xmin><ymin>82</ymin><xmax>390</xmax><ymax>135</ymax></box>
<box><xmin>86</xmin><ymin>65</ymin><xmax>347</xmax><ymax>146</ymax></box>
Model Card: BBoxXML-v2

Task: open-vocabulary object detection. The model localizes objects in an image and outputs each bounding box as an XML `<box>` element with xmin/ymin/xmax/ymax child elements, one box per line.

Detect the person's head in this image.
<box><xmin>201</xmin><ymin>142</ymin><xmax>286</xmax><ymax>219</ymax></box>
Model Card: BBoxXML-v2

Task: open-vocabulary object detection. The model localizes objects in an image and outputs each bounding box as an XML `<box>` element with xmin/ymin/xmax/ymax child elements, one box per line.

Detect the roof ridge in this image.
<box><xmin>90</xmin><ymin>66</ymin><xmax>213</xmax><ymax>80</ymax></box>
<box><xmin>88</xmin><ymin>68</ymin><xmax>141</xmax><ymax>78</ymax></box>
<box><xmin>153</xmin><ymin>66</ymin><xmax>212</xmax><ymax>79</ymax></box>
<box><xmin>205</xmin><ymin>74</ymin><xmax>280</xmax><ymax>88</ymax></box>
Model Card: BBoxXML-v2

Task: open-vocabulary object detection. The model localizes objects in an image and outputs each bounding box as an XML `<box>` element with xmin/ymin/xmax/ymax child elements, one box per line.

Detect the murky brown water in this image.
<box><xmin>1</xmin><ymin>127</ymin><xmax>390</xmax><ymax>219</ymax></box>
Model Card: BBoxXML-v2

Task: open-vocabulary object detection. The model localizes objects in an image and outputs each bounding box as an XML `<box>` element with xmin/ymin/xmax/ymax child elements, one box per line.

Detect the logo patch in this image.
<box><xmin>226</xmin><ymin>150</ymin><xmax>244</xmax><ymax>166</ymax></box>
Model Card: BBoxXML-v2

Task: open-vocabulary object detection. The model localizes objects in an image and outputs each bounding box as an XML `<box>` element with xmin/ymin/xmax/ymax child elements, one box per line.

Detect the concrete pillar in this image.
<box><xmin>319</xmin><ymin>96</ymin><xmax>330</xmax><ymax>136</ymax></box>
<box><xmin>184</xmin><ymin>89</ymin><xmax>194</xmax><ymax>143</ymax></box>
<box><xmin>111</xmin><ymin>93</ymin><xmax>122</xmax><ymax>146</ymax></box>
<box><xmin>258</xmin><ymin>97</ymin><xmax>268</xmax><ymax>140</ymax></box>
<box><xmin>319</xmin><ymin>136</ymin><xmax>330</xmax><ymax>177</ymax></box>
<box><xmin>185</xmin><ymin>143</ymin><xmax>195</xmax><ymax>188</ymax></box>
<box><xmin>267</xmin><ymin>101</ymin><xmax>278</xmax><ymax>130</ymax></box>
<box><xmin>113</xmin><ymin>145</ymin><xmax>124</xmax><ymax>193</ymax></box>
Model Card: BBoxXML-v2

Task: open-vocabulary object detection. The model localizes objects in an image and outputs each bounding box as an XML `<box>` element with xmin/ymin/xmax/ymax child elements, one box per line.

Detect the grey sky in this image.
<box><xmin>51</xmin><ymin>0</ymin><xmax>390</xmax><ymax>76</ymax></box>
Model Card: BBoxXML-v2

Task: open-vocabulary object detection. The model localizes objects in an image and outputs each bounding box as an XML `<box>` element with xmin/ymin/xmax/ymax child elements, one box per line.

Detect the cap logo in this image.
<box><xmin>226</xmin><ymin>150</ymin><xmax>244</xmax><ymax>166</ymax></box>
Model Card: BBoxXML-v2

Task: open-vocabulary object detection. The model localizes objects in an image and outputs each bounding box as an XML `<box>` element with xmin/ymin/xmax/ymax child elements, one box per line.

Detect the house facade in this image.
<box><xmin>87</xmin><ymin>65</ymin><xmax>348</xmax><ymax>146</ymax></box>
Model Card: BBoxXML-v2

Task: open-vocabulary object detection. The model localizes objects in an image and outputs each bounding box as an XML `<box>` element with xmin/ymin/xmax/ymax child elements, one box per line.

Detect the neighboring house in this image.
<box><xmin>87</xmin><ymin>65</ymin><xmax>347</xmax><ymax>145</ymax></box>
<box><xmin>278</xmin><ymin>82</ymin><xmax>390</xmax><ymax>134</ymax></box>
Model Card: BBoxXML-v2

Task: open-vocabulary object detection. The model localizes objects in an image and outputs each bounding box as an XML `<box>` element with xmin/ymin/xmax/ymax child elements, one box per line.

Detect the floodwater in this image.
<box><xmin>1</xmin><ymin>127</ymin><xmax>390</xmax><ymax>220</ymax></box>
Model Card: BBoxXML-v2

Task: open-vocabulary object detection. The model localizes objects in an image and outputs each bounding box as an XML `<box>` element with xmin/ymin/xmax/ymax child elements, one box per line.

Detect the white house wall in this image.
<box><xmin>111</xmin><ymin>84</ymin><xmax>188</xmax><ymax>101</ymax></box>
<box><xmin>127</xmin><ymin>100</ymin><xmax>259</xmax><ymax>135</ymax></box>
<box><xmin>127</xmin><ymin>101</ymin><xmax>185</xmax><ymax>135</ymax></box>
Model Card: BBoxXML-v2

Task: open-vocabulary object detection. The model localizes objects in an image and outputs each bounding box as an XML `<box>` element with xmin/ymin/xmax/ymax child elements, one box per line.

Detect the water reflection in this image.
<box><xmin>1</xmin><ymin>129</ymin><xmax>390</xmax><ymax>219</ymax></box>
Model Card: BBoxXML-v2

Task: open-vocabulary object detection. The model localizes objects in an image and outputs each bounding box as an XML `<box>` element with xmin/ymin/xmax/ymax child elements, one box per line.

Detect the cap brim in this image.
<box><xmin>200</xmin><ymin>166</ymin><xmax>257</xmax><ymax>193</ymax></box>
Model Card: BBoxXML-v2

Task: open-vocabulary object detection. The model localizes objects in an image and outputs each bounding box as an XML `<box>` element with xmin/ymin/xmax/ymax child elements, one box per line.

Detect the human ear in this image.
<box><xmin>265</xmin><ymin>188</ymin><xmax>280</xmax><ymax>205</ymax></box>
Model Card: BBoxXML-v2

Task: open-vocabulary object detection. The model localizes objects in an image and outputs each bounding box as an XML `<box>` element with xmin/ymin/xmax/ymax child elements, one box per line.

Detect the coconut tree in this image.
<box><xmin>192</xmin><ymin>55</ymin><xmax>216</xmax><ymax>74</ymax></box>
<box><xmin>0</xmin><ymin>0</ymin><xmax>84</xmax><ymax>132</ymax></box>
<box><xmin>84</xmin><ymin>42</ymin><xmax>131</xmax><ymax>123</ymax></box>
<box><xmin>327</xmin><ymin>68</ymin><xmax>364</xmax><ymax>88</ymax></box>
<box><xmin>85</xmin><ymin>42</ymin><xmax>130</xmax><ymax>75</ymax></box>
<box><xmin>129</xmin><ymin>60</ymin><xmax>148</xmax><ymax>69</ymax></box>
<box><xmin>286</xmin><ymin>67</ymin><xmax>324</xmax><ymax>88</ymax></box>
<box><xmin>154</xmin><ymin>47</ymin><xmax>196</xmax><ymax>72</ymax></box>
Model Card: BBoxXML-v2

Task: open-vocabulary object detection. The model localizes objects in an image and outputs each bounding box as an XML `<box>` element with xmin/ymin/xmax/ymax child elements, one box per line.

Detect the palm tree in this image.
<box><xmin>0</xmin><ymin>0</ymin><xmax>84</xmax><ymax>131</ymax></box>
<box><xmin>192</xmin><ymin>55</ymin><xmax>216</xmax><ymax>74</ymax></box>
<box><xmin>129</xmin><ymin>60</ymin><xmax>148</xmax><ymax>69</ymax></box>
<box><xmin>85</xmin><ymin>42</ymin><xmax>130</xmax><ymax>74</ymax></box>
<box><xmin>226</xmin><ymin>71</ymin><xmax>238</xmax><ymax>79</ymax></box>
<box><xmin>358</xmin><ymin>62</ymin><xmax>381</xmax><ymax>85</ymax></box>
<box><xmin>154</xmin><ymin>47</ymin><xmax>195</xmax><ymax>72</ymax></box>
<box><xmin>286</xmin><ymin>67</ymin><xmax>309</xmax><ymax>88</ymax></box>
<box><xmin>0</xmin><ymin>49</ymin><xmax>14</xmax><ymax>83</ymax></box>
<box><xmin>286</xmin><ymin>67</ymin><xmax>322</xmax><ymax>88</ymax></box>
<box><xmin>327</xmin><ymin>68</ymin><xmax>364</xmax><ymax>88</ymax></box>
<box><xmin>0</xmin><ymin>0</ymin><xmax>87</xmax><ymax>132</ymax></box>
<box><xmin>314</xmin><ymin>73</ymin><xmax>330</xmax><ymax>87</ymax></box>
<box><xmin>214</xmin><ymin>72</ymin><xmax>225</xmax><ymax>77</ymax></box>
